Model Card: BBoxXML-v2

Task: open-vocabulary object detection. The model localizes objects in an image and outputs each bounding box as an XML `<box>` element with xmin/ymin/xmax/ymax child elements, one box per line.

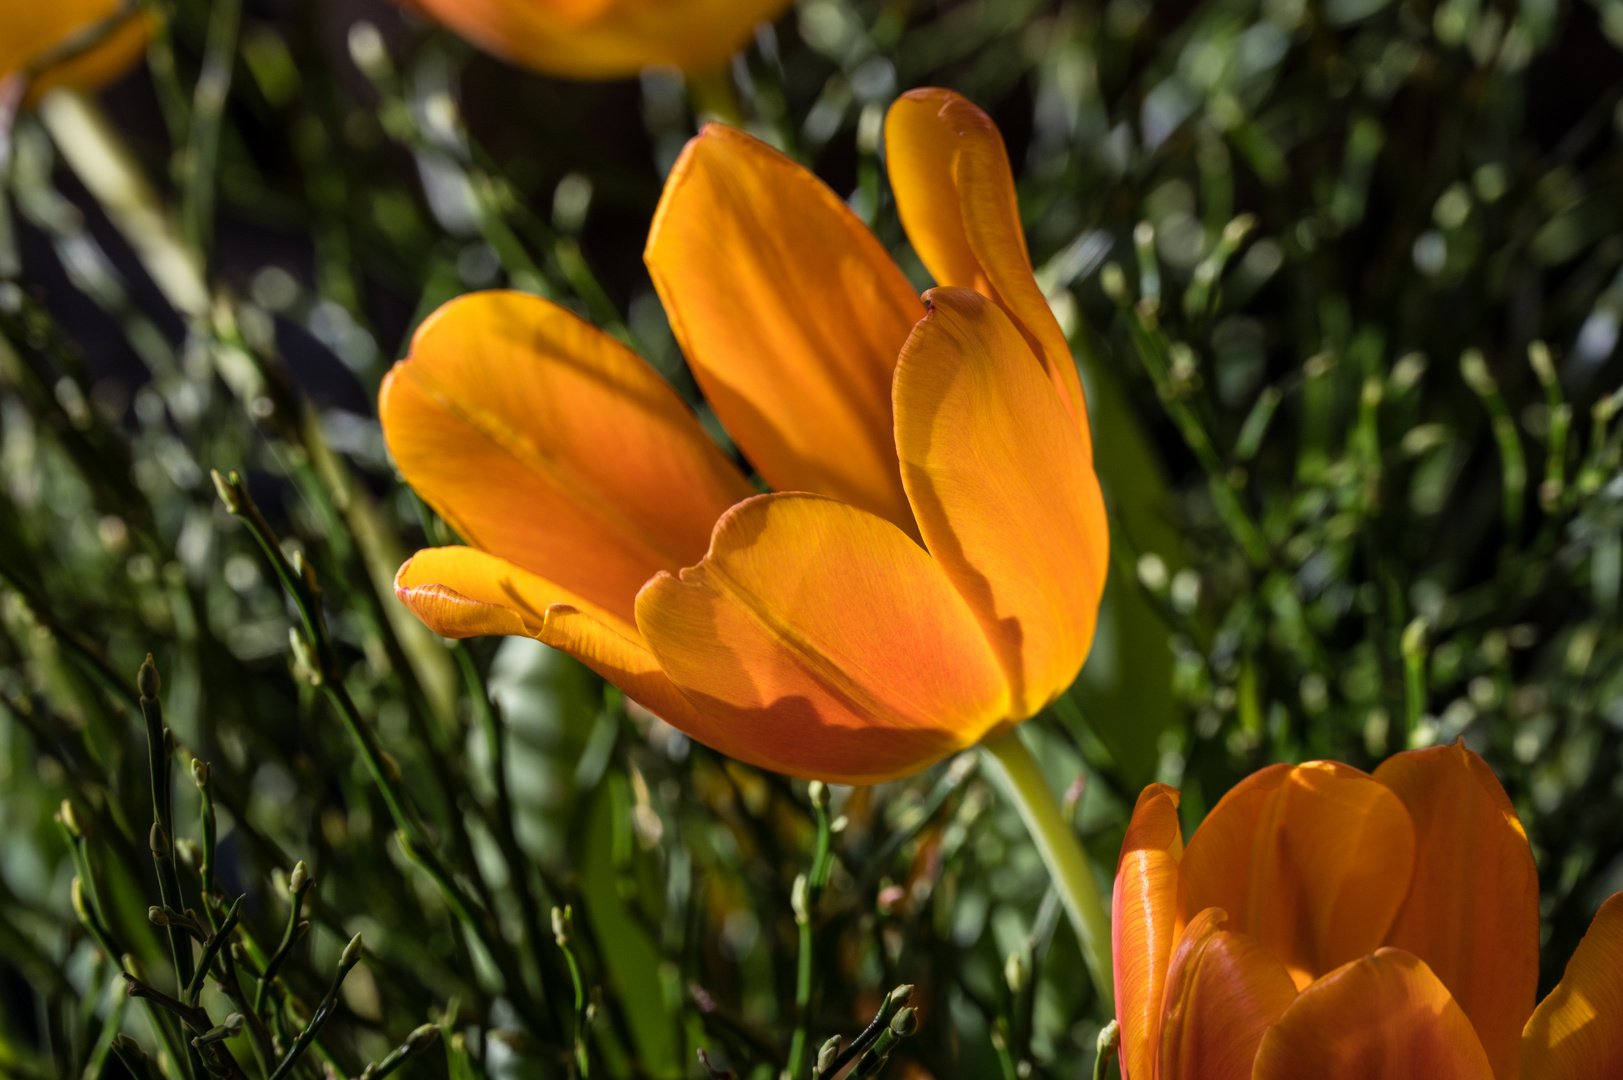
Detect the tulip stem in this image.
<box><xmin>980</xmin><ymin>729</ymin><xmax>1114</xmax><ymax>1011</ymax></box>
<box><xmin>687</xmin><ymin>65</ymin><xmax>743</xmax><ymax>127</ymax></box>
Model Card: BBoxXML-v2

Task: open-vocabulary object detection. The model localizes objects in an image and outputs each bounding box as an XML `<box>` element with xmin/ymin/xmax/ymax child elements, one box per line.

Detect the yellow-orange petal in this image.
<box><xmin>645</xmin><ymin>124</ymin><xmax>922</xmax><ymax>534</ymax></box>
<box><xmin>1157</xmin><ymin>908</ymin><xmax>1298</xmax><ymax>1080</ymax></box>
<box><xmin>1253</xmin><ymin>949</ymin><xmax>1494</xmax><ymax>1080</ymax></box>
<box><xmin>633</xmin><ymin>493</ymin><xmax>1010</xmax><ymax>785</ymax></box>
<box><xmin>893</xmin><ymin>287</ymin><xmax>1106</xmax><ymax>717</ymax></box>
<box><xmin>395</xmin><ymin>549</ymin><xmax>709</xmax><ymax>728</ymax></box>
<box><xmin>398</xmin><ymin>0</ymin><xmax>791</xmax><ymax>79</ymax></box>
<box><xmin>395</xmin><ymin>546</ymin><xmax>638</xmax><ymax>642</ymax></box>
<box><xmin>1178</xmin><ymin>761</ymin><xmax>1416</xmax><ymax>989</ymax></box>
<box><xmin>2</xmin><ymin>0</ymin><xmax>150</xmax><ymax>101</ymax></box>
<box><xmin>537</xmin><ymin>606</ymin><xmax>712</xmax><ymax>733</ymax></box>
<box><xmin>1112</xmin><ymin>783</ymin><xmax>1183</xmax><ymax>1080</ymax></box>
<box><xmin>1520</xmin><ymin>892</ymin><xmax>1623</xmax><ymax>1080</ymax></box>
<box><xmin>380</xmin><ymin>290</ymin><xmax>753</xmax><ymax>629</ymax></box>
<box><xmin>884</xmin><ymin>88</ymin><xmax>1088</xmax><ymax>447</ymax></box>
<box><xmin>1374</xmin><ymin>745</ymin><xmax>1538</xmax><ymax>1080</ymax></box>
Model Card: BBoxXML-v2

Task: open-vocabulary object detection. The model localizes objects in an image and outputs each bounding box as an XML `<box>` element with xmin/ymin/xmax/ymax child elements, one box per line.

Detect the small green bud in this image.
<box><xmin>886</xmin><ymin>984</ymin><xmax>914</xmax><ymax>1011</ymax></box>
<box><xmin>149</xmin><ymin>822</ymin><xmax>170</xmax><ymax>858</ymax></box>
<box><xmin>192</xmin><ymin>759</ymin><xmax>210</xmax><ymax>788</ymax></box>
<box><xmin>210</xmin><ymin>469</ymin><xmax>240</xmax><ymax>513</ymax></box>
<box><xmin>1100</xmin><ymin>262</ymin><xmax>1129</xmax><ymax>304</ymax></box>
<box><xmin>292</xmin><ymin>550</ymin><xmax>320</xmax><ymax>594</ymax></box>
<box><xmin>289</xmin><ymin>860</ymin><xmax>309</xmax><ymax>894</ymax></box>
<box><xmin>137</xmin><ymin>655</ymin><xmax>161</xmax><ymax>700</ymax></box>
<box><xmin>340</xmin><ymin>932</ymin><xmax>364</xmax><ymax>968</ymax></box>
<box><xmin>346</xmin><ymin>22</ymin><xmax>390</xmax><ymax>81</ymax></box>
<box><xmin>406</xmin><ymin>1023</ymin><xmax>440</xmax><ymax>1049</ymax></box>
<box><xmin>1460</xmin><ymin>348</ymin><xmax>1496</xmax><ymax>396</ymax></box>
<box><xmin>552</xmin><ymin>904</ymin><xmax>573</xmax><ymax>946</ymax></box>
<box><xmin>889</xmin><ymin>1007</ymin><xmax>918</xmax><ymax>1038</ymax></box>
<box><xmin>816</xmin><ymin>1037</ymin><xmax>841</xmax><ymax>1074</ymax></box>
<box><xmin>1529</xmin><ymin>340</ymin><xmax>1556</xmax><ymax>386</ymax></box>
<box><xmin>147</xmin><ymin>905</ymin><xmax>168</xmax><ymax>926</ymax></box>
<box><xmin>1222</xmin><ymin>213</ymin><xmax>1258</xmax><ymax>248</ymax></box>
<box><xmin>174</xmin><ymin>838</ymin><xmax>199</xmax><ymax>869</ymax></box>
<box><xmin>57</xmin><ymin>799</ymin><xmax>82</xmax><ymax>838</ymax></box>
<box><xmin>1004</xmin><ymin>951</ymin><xmax>1026</xmax><ymax>995</ymax></box>
<box><xmin>791</xmin><ymin>874</ymin><xmax>810</xmax><ymax>924</ymax></box>
<box><xmin>71</xmin><ymin>877</ymin><xmax>89</xmax><ymax>921</ymax></box>
<box><xmin>807</xmin><ymin>780</ymin><xmax>828</xmax><ymax>809</ymax></box>
<box><xmin>114</xmin><ymin>1034</ymin><xmax>147</xmax><ymax>1060</ymax></box>
<box><xmin>192</xmin><ymin>1014</ymin><xmax>245</xmax><ymax>1047</ymax></box>
<box><xmin>1402</xmin><ymin>618</ymin><xmax>1429</xmax><ymax>659</ymax></box>
<box><xmin>288</xmin><ymin>628</ymin><xmax>323</xmax><ymax>686</ymax></box>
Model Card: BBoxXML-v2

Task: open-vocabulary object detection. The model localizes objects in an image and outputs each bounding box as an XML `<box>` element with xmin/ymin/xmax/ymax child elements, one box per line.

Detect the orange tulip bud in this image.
<box><xmin>1110</xmin><ymin>745</ymin><xmax>1622</xmax><ymax>1080</ymax></box>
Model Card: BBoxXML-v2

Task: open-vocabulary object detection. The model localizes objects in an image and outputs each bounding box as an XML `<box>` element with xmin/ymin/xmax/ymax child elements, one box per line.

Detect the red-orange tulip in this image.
<box><xmin>395</xmin><ymin>0</ymin><xmax>791</xmax><ymax>80</ymax></box>
<box><xmin>381</xmin><ymin>89</ymin><xmax>1109</xmax><ymax>785</ymax></box>
<box><xmin>1112</xmin><ymin>743</ymin><xmax>1623</xmax><ymax>1080</ymax></box>
<box><xmin>1</xmin><ymin>0</ymin><xmax>149</xmax><ymax>102</ymax></box>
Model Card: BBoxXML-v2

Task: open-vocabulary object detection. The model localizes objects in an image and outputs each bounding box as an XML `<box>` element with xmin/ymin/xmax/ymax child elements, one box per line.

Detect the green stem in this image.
<box><xmin>686</xmin><ymin>66</ymin><xmax>743</xmax><ymax>126</ymax></box>
<box><xmin>980</xmin><ymin>729</ymin><xmax>1113</xmax><ymax>1010</ymax></box>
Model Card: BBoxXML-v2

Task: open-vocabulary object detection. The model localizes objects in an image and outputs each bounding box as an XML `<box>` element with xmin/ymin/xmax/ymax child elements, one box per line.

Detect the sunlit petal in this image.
<box><xmin>646</xmin><ymin>125</ymin><xmax>922</xmax><ymax>533</ymax></box>
<box><xmin>1112</xmin><ymin>783</ymin><xmax>1183</xmax><ymax>1080</ymax></box>
<box><xmin>1156</xmin><ymin>908</ymin><xmax>1297</xmax><ymax>1080</ymax></box>
<box><xmin>380</xmin><ymin>290</ymin><xmax>752</xmax><ymax>628</ymax></box>
<box><xmin>893</xmin><ymin>288</ymin><xmax>1107</xmax><ymax>717</ymax></box>
<box><xmin>2</xmin><ymin>0</ymin><xmax>150</xmax><ymax>100</ymax></box>
<box><xmin>634</xmin><ymin>493</ymin><xmax>1010</xmax><ymax>784</ymax></box>
<box><xmin>394</xmin><ymin>546</ymin><xmax>637</xmax><ymax>642</ymax></box>
<box><xmin>398</xmin><ymin>0</ymin><xmax>791</xmax><ymax>79</ymax></box>
<box><xmin>1253</xmin><ymin>949</ymin><xmax>1494</xmax><ymax>1080</ymax></box>
<box><xmin>1520</xmin><ymin>892</ymin><xmax>1623</xmax><ymax>1080</ymax></box>
<box><xmin>884</xmin><ymin>88</ymin><xmax>1088</xmax><ymax>444</ymax></box>
<box><xmin>537</xmin><ymin>605</ymin><xmax>712</xmax><ymax>733</ymax></box>
<box><xmin>1375</xmin><ymin>745</ymin><xmax>1539</xmax><ymax>1080</ymax></box>
<box><xmin>1178</xmin><ymin>761</ymin><xmax>1415</xmax><ymax>988</ymax></box>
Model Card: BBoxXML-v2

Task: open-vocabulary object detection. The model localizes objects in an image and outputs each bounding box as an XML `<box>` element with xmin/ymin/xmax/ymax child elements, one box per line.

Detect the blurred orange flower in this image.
<box><xmin>1</xmin><ymin>0</ymin><xmax>149</xmax><ymax>103</ymax></box>
<box><xmin>380</xmin><ymin>88</ymin><xmax>1109</xmax><ymax>784</ymax></box>
<box><xmin>396</xmin><ymin>0</ymin><xmax>791</xmax><ymax>80</ymax></box>
<box><xmin>1111</xmin><ymin>743</ymin><xmax>1623</xmax><ymax>1080</ymax></box>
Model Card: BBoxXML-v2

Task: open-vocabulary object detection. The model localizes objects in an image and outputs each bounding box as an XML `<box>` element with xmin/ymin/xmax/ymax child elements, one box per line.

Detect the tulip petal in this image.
<box><xmin>1374</xmin><ymin>745</ymin><xmax>1539</xmax><ymax>1080</ymax></box>
<box><xmin>1178</xmin><ymin>761</ymin><xmax>1416</xmax><ymax>988</ymax></box>
<box><xmin>5</xmin><ymin>0</ymin><xmax>151</xmax><ymax>101</ymax></box>
<box><xmin>395</xmin><ymin>546</ymin><xmax>638</xmax><ymax>642</ymax></box>
<box><xmin>1112</xmin><ymin>783</ymin><xmax>1183</xmax><ymax>1080</ymax></box>
<box><xmin>1253</xmin><ymin>949</ymin><xmax>1494</xmax><ymax>1080</ymax></box>
<box><xmin>537</xmin><ymin>606</ymin><xmax>712</xmax><ymax>734</ymax></box>
<box><xmin>884</xmin><ymin>88</ymin><xmax>1087</xmax><ymax>444</ymax></box>
<box><xmin>395</xmin><ymin>548</ymin><xmax>710</xmax><ymax>729</ymax></box>
<box><xmin>1520</xmin><ymin>892</ymin><xmax>1623</xmax><ymax>1080</ymax></box>
<box><xmin>634</xmin><ymin>493</ymin><xmax>1011</xmax><ymax>784</ymax></box>
<box><xmin>402</xmin><ymin>0</ymin><xmax>790</xmax><ymax>79</ymax></box>
<box><xmin>380</xmin><ymin>291</ymin><xmax>752</xmax><ymax>629</ymax></box>
<box><xmin>893</xmin><ymin>288</ymin><xmax>1107</xmax><ymax>716</ymax></box>
<box><xmin>646</xmin><ymin>125</ymin><xmax>922</xmax><ymax>534</ymax></box>
<box><xmin>1157</xmin><ymin>908</ymin><xmax>1297</xmax><ymax>1080</ymax></box>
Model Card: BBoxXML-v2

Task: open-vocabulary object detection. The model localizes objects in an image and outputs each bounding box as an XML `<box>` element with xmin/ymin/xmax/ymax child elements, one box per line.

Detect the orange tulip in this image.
<box><xmin>1</xmin><ymin>0</ymin><xmax>149</xmax><ymax>103</ymax></box>
<box><xmin>381</xmin><ymin>88</ymin><xmax>1109</xmax><ymax>785</ymax></box>
<box><xmin>395</xmin><ymin>0</ymin><xmax>792</xmax><ymax>80</ymax></box>
<box><xmin>1111</xmin><ymin>743</ymin><xmax>1623</xmax><ymax>1080</ymax></box>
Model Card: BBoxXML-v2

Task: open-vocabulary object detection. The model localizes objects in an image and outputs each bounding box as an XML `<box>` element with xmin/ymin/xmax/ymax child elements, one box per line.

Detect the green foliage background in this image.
<box><xmin>3</xmin><ymin>0</ymin><xmax>1623</xmax><ymax>1078</ymax></box>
